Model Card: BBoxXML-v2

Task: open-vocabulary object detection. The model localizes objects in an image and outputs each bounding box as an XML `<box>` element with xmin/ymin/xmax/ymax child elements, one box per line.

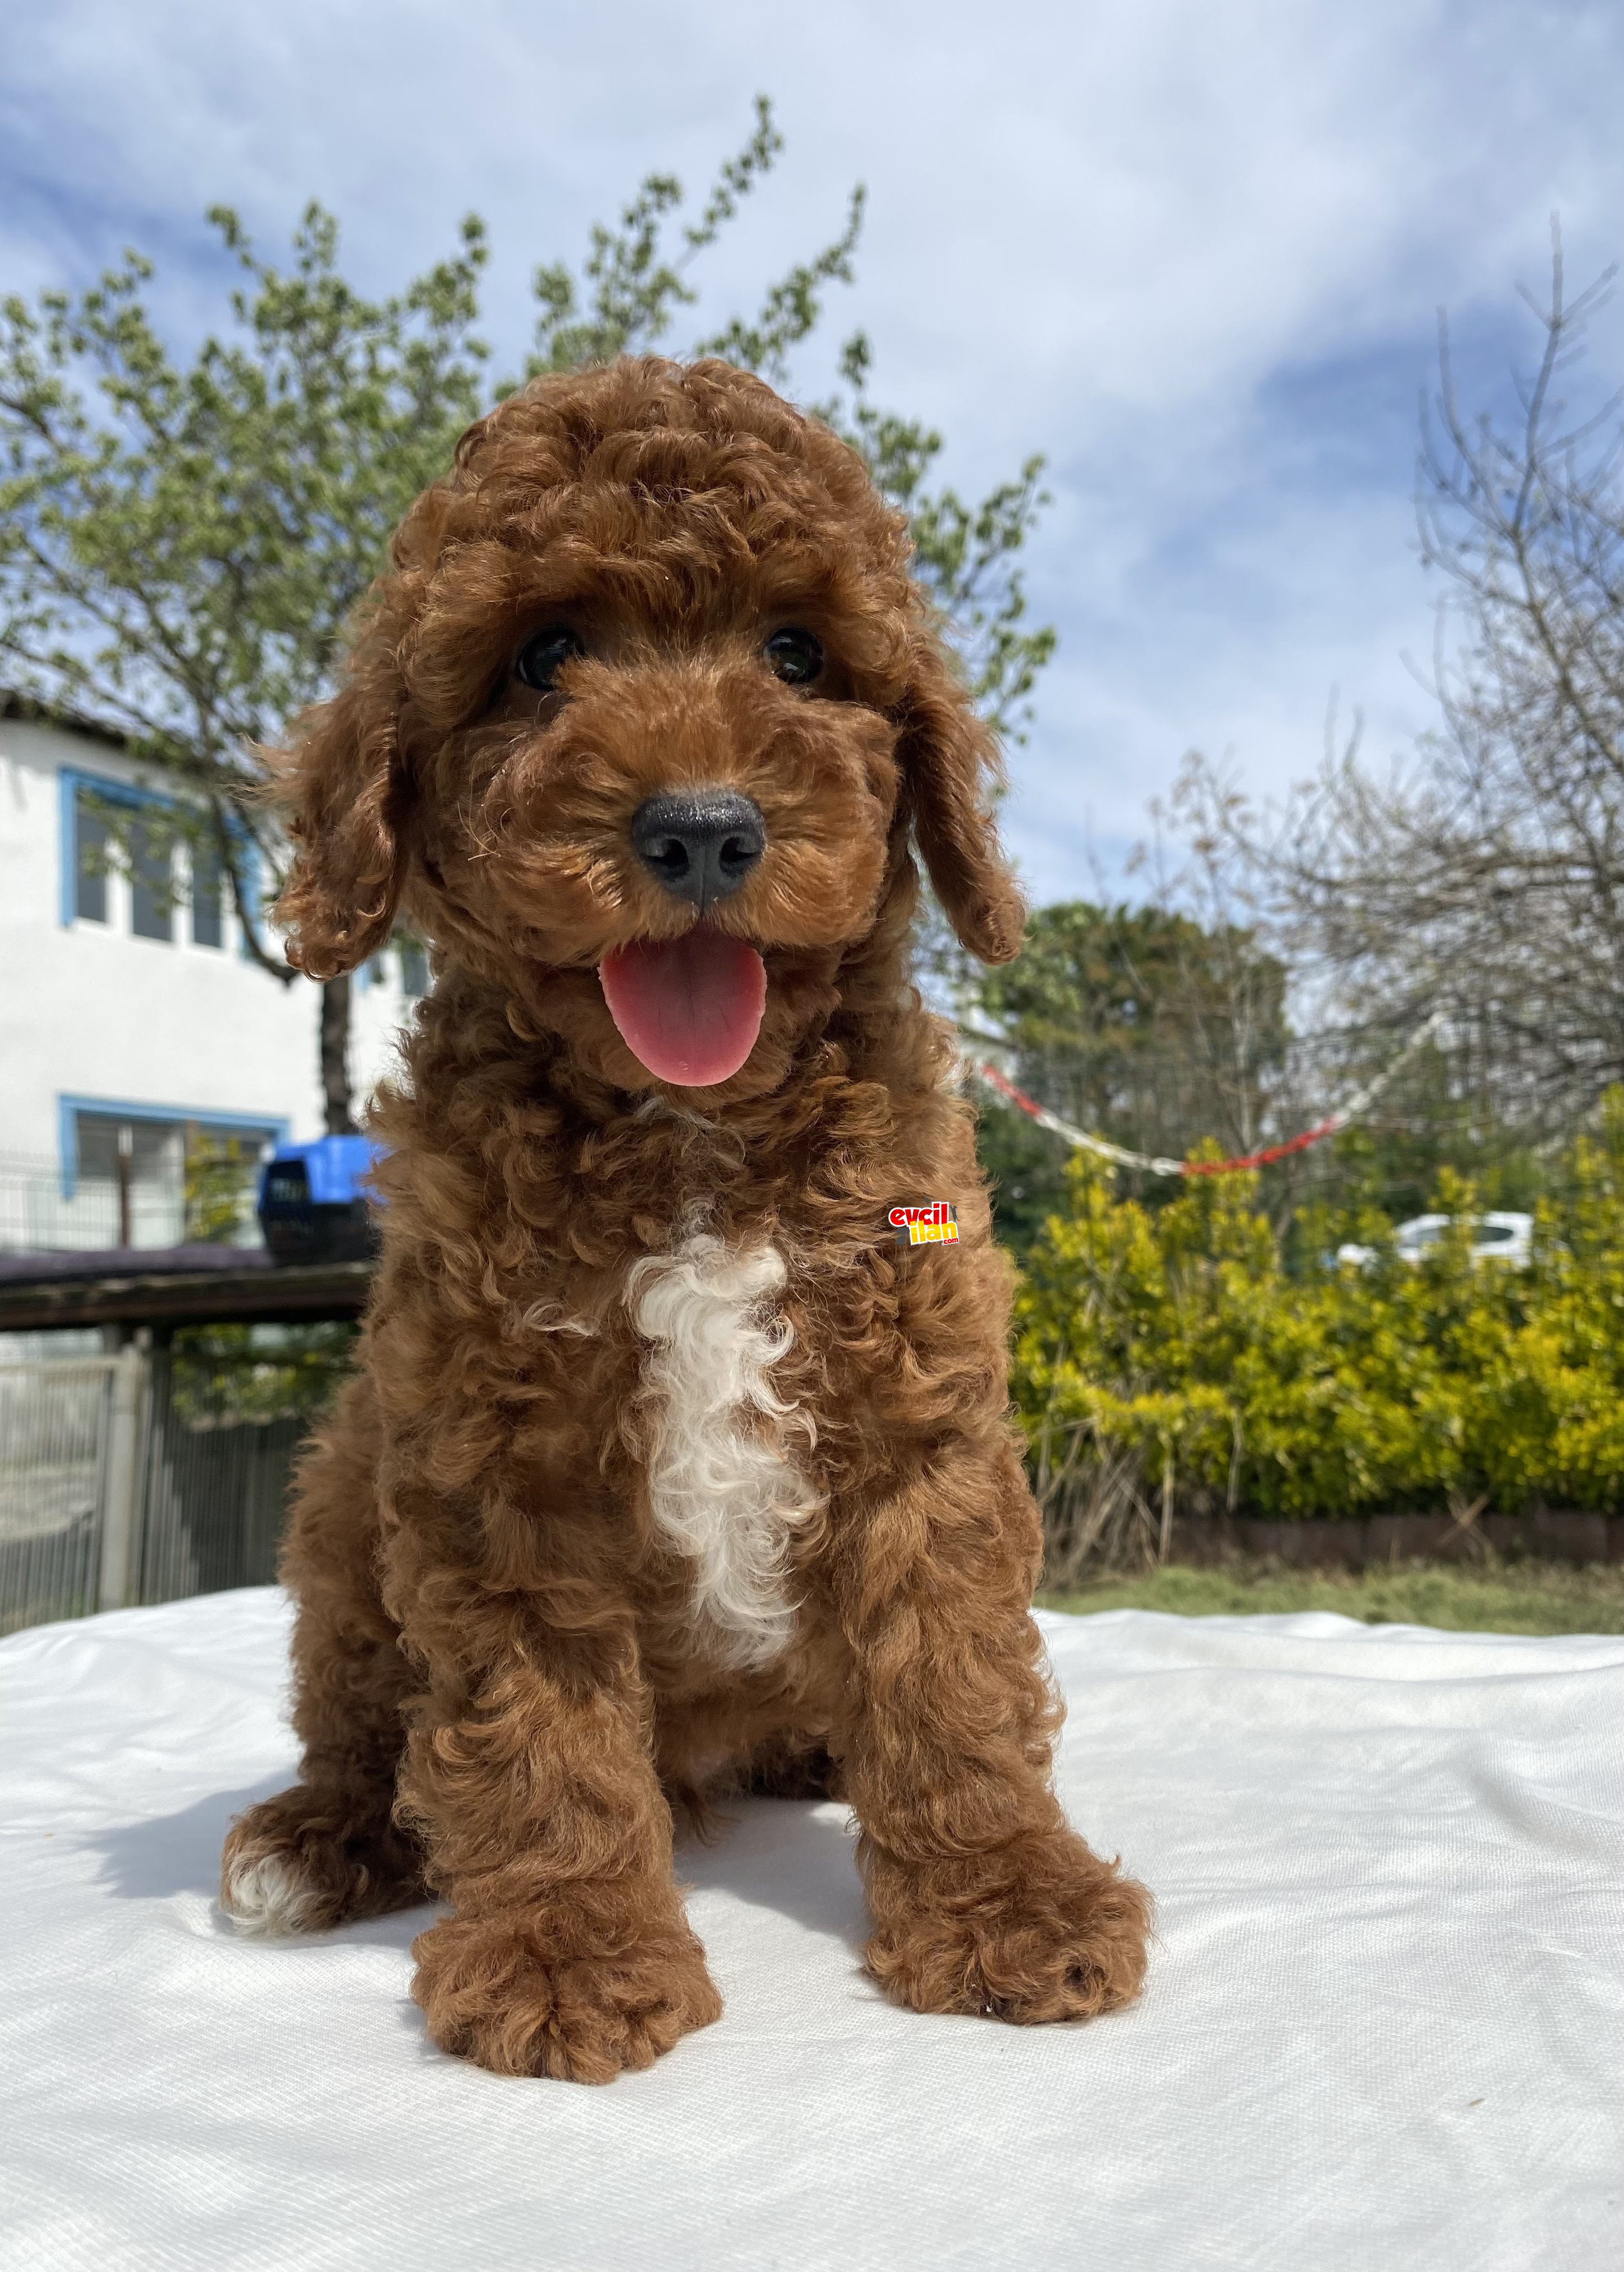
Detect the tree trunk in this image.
<box><xmin>320</xmin><ymin>974</ymin><xmax>358</xmax><ymax>1136</ymax></box>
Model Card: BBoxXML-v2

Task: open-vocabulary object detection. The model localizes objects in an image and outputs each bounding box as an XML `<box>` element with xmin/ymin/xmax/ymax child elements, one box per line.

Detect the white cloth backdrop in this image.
<box><xmin>2</xmin><ymin>1588</ymin><xmax>1620</xmax><ymax>2271</ymax></box>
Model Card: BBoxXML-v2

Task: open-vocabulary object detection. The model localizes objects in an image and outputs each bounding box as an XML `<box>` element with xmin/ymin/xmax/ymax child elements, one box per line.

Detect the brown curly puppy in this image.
<box><xmin>220</xmin><ymin>357</ymin><xmax>1151</xmax><ymax>2082</ymax></box>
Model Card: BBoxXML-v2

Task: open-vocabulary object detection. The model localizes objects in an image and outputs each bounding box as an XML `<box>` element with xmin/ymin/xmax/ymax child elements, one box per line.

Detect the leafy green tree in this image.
<box><xmin>0</xmin><ymin>204</ymin><xmax>491</xmax><ymax>1128</ymax></box>
<box><xmin>0</xmin><ymin>97</ymin><xmax>1055</xmax><ymax>1131</ymax></box>
<box><xmin>975</xmin><ymin>1094</ymin><xmax>1074</xmax><ymax>1259</ymax></box>
<box><xmin>977</xmin><ymin>899</ymin><xmax>1290</xmax><ymax>1178</ymax></box>
<box><xmin>526</xmin><ymin>101</ymin><xmax>1054</xmax><ymax>740</ymax></box>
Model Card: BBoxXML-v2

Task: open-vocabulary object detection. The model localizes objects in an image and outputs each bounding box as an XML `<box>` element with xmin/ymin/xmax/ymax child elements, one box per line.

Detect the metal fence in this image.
<box><xmin>0</xmin><ymin>1336</ymin><xmax>348</xmax><ymax>1636</ymax></box>
<box><xmin>0</xmin><ymin>1357</ymin><xmax>118</xmax><ymax>1630</ymax></box>
<box><xmin>0</xmin><ymin>1148</ymin><xmax>265</xmax><ymax>1254</ymax></box>
<box><xmin>0</xmin><ymin>1156</ymin><xmax>178</xmax><ymax>1253</ymax></box>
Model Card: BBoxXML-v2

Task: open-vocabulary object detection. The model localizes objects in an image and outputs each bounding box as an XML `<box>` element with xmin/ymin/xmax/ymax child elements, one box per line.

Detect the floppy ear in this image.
<box><xmin>897</xmin><ymin>638</ymin><xmax>1027</xmax><ymax>964</ymax></box>
<box><xmin>271</xmin><ymin>679</ymin><xmax>409</xmax><ymax>982</ymax></box>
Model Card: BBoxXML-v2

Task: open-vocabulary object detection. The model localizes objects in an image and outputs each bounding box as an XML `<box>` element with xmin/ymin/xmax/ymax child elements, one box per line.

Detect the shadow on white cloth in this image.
<box><xmin>3</xmin><ymin>1586</ymin><xmax>1621</xmax><ymax>2272</ymax></box>
<box><xmin>87</xmin><ymin>1768</ymin><xmax>872</xmax><ymax>1952</ymax></box>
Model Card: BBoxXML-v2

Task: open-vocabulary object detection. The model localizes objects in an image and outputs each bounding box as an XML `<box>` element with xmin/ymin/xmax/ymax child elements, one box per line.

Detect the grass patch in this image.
<box><xmin>1039</xmin><ymin>1557</ymin><xmax>1624</xmax><ymax>1635</ymax></box>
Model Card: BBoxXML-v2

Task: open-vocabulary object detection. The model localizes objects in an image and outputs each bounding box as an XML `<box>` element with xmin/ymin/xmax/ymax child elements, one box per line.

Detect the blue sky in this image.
<box><xmin>3</xmin><ymin>0</ymin><xmax>1619</xmax><ymax>904</ymax></box>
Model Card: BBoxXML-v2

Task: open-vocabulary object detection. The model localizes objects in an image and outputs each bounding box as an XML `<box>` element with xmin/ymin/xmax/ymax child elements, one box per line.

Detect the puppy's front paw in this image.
<box><xmin>411</xmin><ymin>1905</ymin><xmax>724</xmax><ymax>2082</ymax></box>
<box><xmin>865</xmin><ymin>1830</ymin><xmax>1151</xmax><ymax>2024</ymax></box>
<box><xmin>221</xmin><ymin>1783</ymin><xmax>427</xmax><ymax>1935</ymax></box>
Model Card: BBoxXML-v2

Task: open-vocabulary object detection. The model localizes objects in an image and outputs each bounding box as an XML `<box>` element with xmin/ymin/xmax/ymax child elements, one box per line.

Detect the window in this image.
<box><xmin>66</xmin><ymin>1106</ymin><xmax>283</xmax><ymax>1249</ymax></box>
<box><xmin>192</xmin><ymin>842</ymin><xmax>224</xmax><ymax>949</ymax></box>
<box><xmin>399</xmin><ymin>939</ymin><xmax>429</xmax><ymax>997</ymax></box>
<box><xmin>73</xmin><ymin>1110</ymin><xmax>280</xmax><ymax>1182</ymax></box>
<box><xmin>62</xmin><ymin>768</ymin><xmax>244</xmax><ymax>951</ymax></box>
<box><xmin>129</xmin><ymin>819</ymin><xmax>174</xmax><ymax>942</ymax></box>
<box><xmin>75</xmin><ymin>791</ymin><xmax>109</xmax><ymax>923</ymax></box>
<box><xmin>77</xmin><ymin>1112</ymin><xmax>183</xmax><ymax>1192</ymax></box>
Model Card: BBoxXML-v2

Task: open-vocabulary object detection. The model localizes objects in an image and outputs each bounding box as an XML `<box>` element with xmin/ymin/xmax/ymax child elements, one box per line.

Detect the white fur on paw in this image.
<box><xmin>223</xmin><ymin>1855</ymin><xmax>318</xmax><ymax>1938</ymax></box>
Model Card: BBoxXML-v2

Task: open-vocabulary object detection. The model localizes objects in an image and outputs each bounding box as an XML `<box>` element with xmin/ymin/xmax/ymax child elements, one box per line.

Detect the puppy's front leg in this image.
<box><xmin>838</xmin><ymin>1436</ymin><xmax>1151</xmax><ymax>2024</ymax></box>
<box><xmin>396</xmin><ymin>1599</ymin><xmax>721</xmax><ymax>2082</ymax></box>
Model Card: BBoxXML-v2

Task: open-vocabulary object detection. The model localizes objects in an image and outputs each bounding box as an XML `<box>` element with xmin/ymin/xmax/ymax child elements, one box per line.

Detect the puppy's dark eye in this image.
<box><xmin>764</xmin><ymin>627</ymin><xmax>823</xmax><ymax>687</ymax></box>
<box><xmin>514</xmin><ymin>625</ymin><xmax>585</xmax><ymax>693</ymax></box>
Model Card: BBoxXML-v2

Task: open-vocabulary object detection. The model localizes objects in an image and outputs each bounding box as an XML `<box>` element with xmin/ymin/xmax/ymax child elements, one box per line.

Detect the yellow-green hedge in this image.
<box><xmin>1011</xmin><ymin>1092</ymin><xmax>1624</xmax><ymax>1520</ymax></box>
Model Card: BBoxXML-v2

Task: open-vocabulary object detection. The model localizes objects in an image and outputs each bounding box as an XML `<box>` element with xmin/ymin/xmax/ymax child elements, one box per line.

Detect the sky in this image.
<box><xmin>2</xmin><ymin>0</ymin><xmax>1619</xmax><ymax>905</ymax></box>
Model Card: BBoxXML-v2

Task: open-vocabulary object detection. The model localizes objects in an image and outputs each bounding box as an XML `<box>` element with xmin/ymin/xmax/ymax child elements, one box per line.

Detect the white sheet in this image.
<box><xmin>2</xmin><ymin>1588</ymin><xmax>1620</xmax><ymax>2271</ymax></box>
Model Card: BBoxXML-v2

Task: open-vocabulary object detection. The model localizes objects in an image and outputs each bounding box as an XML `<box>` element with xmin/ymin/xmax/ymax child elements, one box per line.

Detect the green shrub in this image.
<box><xmin>1011</xmin><ymin>1089</ymin><xmax>1624</xmax><ymax>1568</ymax></box>
<box><xmin>182</xmin><ymin>1134</ymin><xmax>258</xmax><ymax>1243</ymax></box>
<box><xmin>167</xmin><ymin>1323</ymin><xmax>358</xmax><ymax>1428</ymax></box>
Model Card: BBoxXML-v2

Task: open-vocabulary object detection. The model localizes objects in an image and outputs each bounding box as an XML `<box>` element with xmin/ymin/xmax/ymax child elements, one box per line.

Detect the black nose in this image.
<box><xmin>630</xmin><ymin>791</ymin><xmax>766</xmax><ymax>911</ymax></box>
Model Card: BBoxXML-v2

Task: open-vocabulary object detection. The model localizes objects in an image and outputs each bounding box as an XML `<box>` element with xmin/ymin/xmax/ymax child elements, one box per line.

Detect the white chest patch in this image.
<box><xmin>625</xmin><ymin>1231</ymin><xmax>822</xmax><ymax>1670</ymax></box>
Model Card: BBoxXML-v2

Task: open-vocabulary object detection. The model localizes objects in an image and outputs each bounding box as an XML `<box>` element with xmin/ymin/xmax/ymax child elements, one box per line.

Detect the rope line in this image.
<box><xmin>964</xmin><ymin>1010</ymin><xmax>1445</xmax><ymax>1179</ymax></box>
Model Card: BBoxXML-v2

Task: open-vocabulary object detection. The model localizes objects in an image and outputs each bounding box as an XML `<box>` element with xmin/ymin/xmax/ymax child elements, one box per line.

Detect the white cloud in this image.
<box><xmin>2</xmin><ymin>0</ymin><xmax>1619</xmax><ymax>903</ymax></box>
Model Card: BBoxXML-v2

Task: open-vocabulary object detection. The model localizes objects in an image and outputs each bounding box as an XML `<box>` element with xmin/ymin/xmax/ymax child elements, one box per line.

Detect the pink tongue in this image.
<box><xmin>600</xmin><ymin>929</ymin><xmax>767</xmax><ymax>1086</ymax></box>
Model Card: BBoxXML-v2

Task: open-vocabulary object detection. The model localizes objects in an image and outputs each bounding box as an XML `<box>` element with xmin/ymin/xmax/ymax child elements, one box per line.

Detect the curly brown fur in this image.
<box><xmin>220</xmin><ymin>357</ymin><xmax>1150</xmax><ymax>2077</ymax></box>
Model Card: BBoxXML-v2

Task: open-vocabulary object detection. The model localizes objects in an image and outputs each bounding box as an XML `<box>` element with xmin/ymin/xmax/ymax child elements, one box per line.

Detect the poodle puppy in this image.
<box><xmin>220</xmin><ymin>357</ymin><xmax>1150</xmax><ymax>2081</ymax></box>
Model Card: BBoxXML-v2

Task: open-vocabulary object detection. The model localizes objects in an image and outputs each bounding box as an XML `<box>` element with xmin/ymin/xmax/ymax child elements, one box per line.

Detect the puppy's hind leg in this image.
<box><xmin>222</xmin><ymin>1373</ymin><xmax>426</xmax><ymax>1935</ymax></box>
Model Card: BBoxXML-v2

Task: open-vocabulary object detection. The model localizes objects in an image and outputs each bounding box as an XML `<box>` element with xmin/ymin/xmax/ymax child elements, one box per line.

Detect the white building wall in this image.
<box><xmin>1</xmin><ymin>711</ymin><xmax>415</xmax><ymax>1195</ymax></box>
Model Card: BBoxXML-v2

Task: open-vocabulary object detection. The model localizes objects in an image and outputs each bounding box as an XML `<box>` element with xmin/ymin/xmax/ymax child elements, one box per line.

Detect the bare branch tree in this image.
<box><xmin>1210</xmin><ymin>228</ymin><xmax>1624</xmax><ymax>1153</ymax></box>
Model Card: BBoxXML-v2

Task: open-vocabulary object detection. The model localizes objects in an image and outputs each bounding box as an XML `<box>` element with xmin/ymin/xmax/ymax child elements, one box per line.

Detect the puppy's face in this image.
<box><xmin>403</xmin><ymin>502</ymin><xmax>913</xmax><ymax>1095</ymax></box>
<box><xmin>275</xmin><ymin>359</ymin><xmax>1023</xmax><ymax>1100</ymax></box>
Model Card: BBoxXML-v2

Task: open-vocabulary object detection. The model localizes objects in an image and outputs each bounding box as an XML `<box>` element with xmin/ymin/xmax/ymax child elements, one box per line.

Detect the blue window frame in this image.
<box><xmin>59</xmin><ymin>766</ymin><xmax>171</xmax><ymax>931</ymax></box>
<box><xmin>59</xmin><ymin>764</ymin><xmax>259</xmax><ymax>953</ymax></box>
<box><xmin>74</xmin><ymin>796</ymin><xmax>110</xmax><ymax>922</ymax></box>
<box><xmin>192</xmin><ymin>840</ymin><xmax>224</xmax><ymax>949</ymax></box>
<box><xmin>234</xmin><ymin>834</ymin><xmax>264</xmax><ymax>961</ymax></box>
<box><xmin>57</xmin><ymin>1094</ymin><xmax>290</xmax><ymax>1199</ymax></box>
